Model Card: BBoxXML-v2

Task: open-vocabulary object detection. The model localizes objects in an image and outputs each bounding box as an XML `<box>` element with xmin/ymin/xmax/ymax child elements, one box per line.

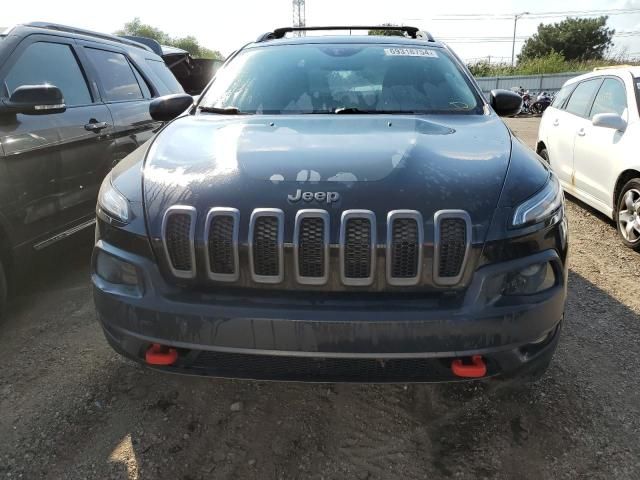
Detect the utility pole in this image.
<box><xmin>293</xmin><ymin>0</ymin><xmax>306</xmax><ymax>37</ymax></box>
<box><xmin>511</xmin><ymin>12</ymin><xmax>529</xmax><ymax>66</ymax></box>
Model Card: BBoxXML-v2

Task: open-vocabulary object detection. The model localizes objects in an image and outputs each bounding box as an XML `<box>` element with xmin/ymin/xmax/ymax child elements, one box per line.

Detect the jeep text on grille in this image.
<box><xmin>288</xmin><ymin>189</ymin><xmax>341</xmax><ymax>204</ymax></box>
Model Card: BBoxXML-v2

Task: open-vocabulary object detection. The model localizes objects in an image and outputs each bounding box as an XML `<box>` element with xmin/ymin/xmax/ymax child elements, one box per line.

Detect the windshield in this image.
<box><xmin>199</xmin><ymin>44</ymin><xmax>483</xmax><ymax>114</ymax></box>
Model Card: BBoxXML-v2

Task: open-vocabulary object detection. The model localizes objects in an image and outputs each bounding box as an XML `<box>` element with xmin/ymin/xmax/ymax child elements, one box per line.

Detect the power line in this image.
<box><xmin>432</xmin><ymin>8</ymin><xmax>640</xmax><ymax>21</ymax></box>
<box><xmin>437</xmin><ymin>31</ymin><xmax>640</xmax><ymax>44</ymax></box>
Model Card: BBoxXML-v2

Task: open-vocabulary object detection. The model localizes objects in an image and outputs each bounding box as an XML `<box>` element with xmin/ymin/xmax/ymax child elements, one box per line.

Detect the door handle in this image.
<box><xmin>552</xmin><ymin>119</ymin><xmax>559</xmax><ymax>126</ymax></box>
<box><xmin>577</xmin><ymin>128</ymin><xmax>586</xmax><ymax>137</ymax></box>
<box><xmin>84</xmin><ymin>121</ymin><xmax>109</xmax><ymax>133</ymax></box>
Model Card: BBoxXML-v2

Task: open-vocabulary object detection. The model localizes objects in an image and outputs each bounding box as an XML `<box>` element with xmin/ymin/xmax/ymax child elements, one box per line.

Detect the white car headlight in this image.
<box><xmin>512</xmin><ymin>173</ymin><xmax>563</xmax><ymax>227</ymax></box>
<box><xmin>98</xmin><ymin>176</ymin><xmax>130</xmax><ymax>223</ymax></box>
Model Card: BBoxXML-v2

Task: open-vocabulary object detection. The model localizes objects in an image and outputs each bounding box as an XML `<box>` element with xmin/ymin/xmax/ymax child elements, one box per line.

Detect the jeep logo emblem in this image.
<box><xmin>288</xmin><ymin>189</ymin><xmax>340</xmax><ymax>204</ymax></box>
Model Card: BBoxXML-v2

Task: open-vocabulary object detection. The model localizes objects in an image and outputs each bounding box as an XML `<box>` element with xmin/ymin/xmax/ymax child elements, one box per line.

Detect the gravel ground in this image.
<box><xmin>1</xmin><ymin>116</ymin><xmax>639</xmax><ymax>479</ymax></box>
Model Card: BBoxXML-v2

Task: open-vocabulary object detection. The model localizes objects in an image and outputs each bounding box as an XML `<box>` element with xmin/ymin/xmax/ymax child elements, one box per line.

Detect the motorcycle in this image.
<box><xmin>531</xmin><ymin>92</ymin><xmax>552</xmax><ymax>115</ymax></box>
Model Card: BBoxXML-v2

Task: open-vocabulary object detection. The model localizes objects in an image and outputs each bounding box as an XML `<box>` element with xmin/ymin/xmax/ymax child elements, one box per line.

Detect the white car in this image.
<box><xmin>537</xmin><ymin>66</ymin><xmax>640</xmax><ymax>250</ymax></box>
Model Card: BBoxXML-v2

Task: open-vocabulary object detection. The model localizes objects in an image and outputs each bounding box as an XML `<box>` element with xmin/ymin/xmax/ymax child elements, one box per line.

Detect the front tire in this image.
<box><xmin>539</xmin><ymin>147</ymin><xmax>550</xmax><ymax>165</ymax></box>
<box><xmin>616</xmin><ymin>179</ymin><xmax>640</xmax><ymax>251</ymax></box>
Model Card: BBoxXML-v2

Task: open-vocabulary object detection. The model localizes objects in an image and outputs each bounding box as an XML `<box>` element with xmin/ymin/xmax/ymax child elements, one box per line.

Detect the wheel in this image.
<box><xmin>616</xmin><ymin>178</ymin><xmax>640</xmax><ymax>251</ymax></box>
<box><xmin>539</xmin><ymin>147</ymin><xmax>550</xmax><ymax>164</ymax></box>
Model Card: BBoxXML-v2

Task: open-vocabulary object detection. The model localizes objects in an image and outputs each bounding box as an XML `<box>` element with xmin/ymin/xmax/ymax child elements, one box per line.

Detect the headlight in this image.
<box><xmin>97</xmin><ymin>176</ymin><xmax>130</xmax><ymax>223</ymax></box>
<box><xmin>512</xmin><ymin>174</ymin><xmax>563</xmax><ymax>227</ymax></box>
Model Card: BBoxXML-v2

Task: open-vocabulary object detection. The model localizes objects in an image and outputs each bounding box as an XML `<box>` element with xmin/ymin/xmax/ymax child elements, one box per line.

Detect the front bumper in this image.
<box><xmin>92</xmin><ymin>240</ymin><xmax>566</xmax><ymax>382</ymax></box>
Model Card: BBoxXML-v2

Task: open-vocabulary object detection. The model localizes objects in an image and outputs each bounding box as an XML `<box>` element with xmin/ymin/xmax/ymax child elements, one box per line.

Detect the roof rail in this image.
<box><xmin>256</xmin><ymin>25</ymin><xmax>434</xmax><ymax>42</ymax></box>
<box><xmin>593</xmin><ymin>65</ymin><xmax>633</xmax><ymax>71</ymax></box>
<box><xmin>119</xmin><ymin>35</ymin><xmax>163</xmax><ymax>56</ymax></box>
<box><xmin>25</xmin><ymin>22</ymin><xmax>153</xmax><ymax>52</ymax></box>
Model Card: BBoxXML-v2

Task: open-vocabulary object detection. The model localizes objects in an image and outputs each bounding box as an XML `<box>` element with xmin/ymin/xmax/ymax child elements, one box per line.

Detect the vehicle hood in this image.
<box><xmin>143</xmin><ymin>113</ymin><xmax>512</xmax><ymax>244</ymax></box>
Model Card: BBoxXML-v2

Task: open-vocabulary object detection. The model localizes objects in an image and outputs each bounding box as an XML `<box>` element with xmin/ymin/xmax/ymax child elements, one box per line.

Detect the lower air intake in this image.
<box><xmin>191</xmin><ymin>351</ymin><xmax>469</xmax><ymax>382</ymax></box>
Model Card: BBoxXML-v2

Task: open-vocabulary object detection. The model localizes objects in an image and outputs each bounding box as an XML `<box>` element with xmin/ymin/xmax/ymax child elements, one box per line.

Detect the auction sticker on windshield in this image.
<box><xmin>383</xmin><ymin>48</ymin><xmax>438</xmax><ymax>57</ymax></box>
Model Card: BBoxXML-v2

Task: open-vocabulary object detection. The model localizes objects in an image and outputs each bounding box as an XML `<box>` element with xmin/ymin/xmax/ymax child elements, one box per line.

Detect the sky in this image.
<box><xmin>3</xmin><ymin>0</ymin><xmax>640</xmax><ymax>62</ymax></box>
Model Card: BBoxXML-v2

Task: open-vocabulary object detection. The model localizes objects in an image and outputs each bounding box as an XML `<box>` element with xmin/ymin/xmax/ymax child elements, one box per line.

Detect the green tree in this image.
<box><xmin>519</xmin><ymin>16</ymin><xmax>614</xmax><ymax>62</ymax></box>
<box><xmin>116</xmin><ymin>18</ymin><xmax>223</xmax><ymax>60</ymax></box>
<box><xmin>368</xmin><ymin>23</ymin><xmax>406</xmax><ymax>37</ymax></box>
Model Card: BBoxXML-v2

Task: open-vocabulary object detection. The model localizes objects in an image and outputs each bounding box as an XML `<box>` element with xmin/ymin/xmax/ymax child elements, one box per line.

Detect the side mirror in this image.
<box><xmin>149</xmin><ymin>94</ymin><xmax>194</xmax><ymax>121</ymax></box>
<box><xmin>489</xmin><ymin>89</ymin><xmax>523</xmax><ymax>117</ymax></box>
<box><xmin>592</xmin><ymin>113</ymin><xmax>627</xmax><ymax>132</ymax></box>
<box><xmin>0</xmin><ymin>84</ymin><xmax>65</xmax><ymax>115</ymax></box>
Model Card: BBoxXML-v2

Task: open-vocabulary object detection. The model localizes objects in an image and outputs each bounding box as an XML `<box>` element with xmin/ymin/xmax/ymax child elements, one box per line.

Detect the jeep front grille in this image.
<box><xmin>433</xmin><ymin>210</ymin><xmax>472</xmax><ymax>285</ymax></box>
<box><xmin>159</xmin><ymin>207</ymin><xmax>472</xmax><ymax>287</ymax></box>
<box><xmin>162</xmin><ymin>206</ymin><xmax>196</xmax><ymax>279</ymax></box>
<box><xmin>205</xmin><ymin>208</ymin><xmax>240</xmax><ymax>282</ymax></box>
<box><xmin>294</xmin><ymin>210</ymin><xmax>329</xmax><ymax>284</ymax></box>
<box><xmin>386</xmin><ymin>211</ymin><xmax>423</xmax><ymax>286</ymax></box>
<box><xmin>340</xmin><ymin>210</ymin><xmax>376</xmax><ymax>286</ymax></box>
<box><xmin>249</xmin><ymin>209</ymin><xmax>284</xmax><ymax>283</ymax></box>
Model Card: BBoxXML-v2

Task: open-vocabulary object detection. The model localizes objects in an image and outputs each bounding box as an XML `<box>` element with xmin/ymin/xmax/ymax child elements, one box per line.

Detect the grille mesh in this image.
<box><xmin>253</xmin><ymin>216</ymin><xmax>280</xmax><ymax>277</ymax></box>
<box><xmin>165</xmin><ymin>213</ymin><xmax>192</xmax><ymax>271</ymax></box>
<box><xmin>391</xmin><ymin>218</ymin><xmax>419</xmax><ymax>278</ymax></box>
<box><xmin>344</xmin><ymin>218</ymin><xmax>372</xmax><ymax>279</ymax></box>
<box><xmin>207</xmin><ymin>215</ymin><xmax>235</xmax><ymax>274</ymax></box>
<box><xmin>438</xmin><ymin>218</ymin><xmax>467</xmax><ymax>278</ymax></box>
<box><xmin>298</xmin><ymin>217</ymin><xmax>325</xmax><ymax>278</ymax></box>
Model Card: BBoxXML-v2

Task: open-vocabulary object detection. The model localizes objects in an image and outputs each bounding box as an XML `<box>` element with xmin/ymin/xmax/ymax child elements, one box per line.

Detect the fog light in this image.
<box><xmin>95</xmin><ymin>251</ymin><xmax>139</xmax><ymax>286</ymax></box>
<box><xmin>481</xmin><ymin>261</ymin><xmax>556</xmax><ymax>305</ymax></box>
<box><xmin>503</xmin><ymin>262</ymin><xmax>555</xmax><ymax>296</ymax></box>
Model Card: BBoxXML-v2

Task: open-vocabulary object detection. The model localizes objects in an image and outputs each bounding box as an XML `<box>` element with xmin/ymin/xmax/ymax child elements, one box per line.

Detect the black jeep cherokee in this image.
<box><xmin>92</xmin><ymin>26</ymin><xmax>568</xmax><ymax>383</ymax></box>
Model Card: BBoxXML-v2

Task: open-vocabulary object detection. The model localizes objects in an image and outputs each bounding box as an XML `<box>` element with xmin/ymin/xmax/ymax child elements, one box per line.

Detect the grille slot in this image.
<box><xmin>340</xmin><ymin>210</ymin><xmax>376</xmax><ymax>286</ymax></box>
<box><xmin>249</xmin><ymin>209</ymin><xmax>284</xmax><ymax>283</ymax></box>
<box><xmin>162</xmin><ymin>206</ymin><xmax>196</xmax><ymax>279</ymax></box>
<box><xmin>205</xmin><ymin>208</ymin><xmax>239</xmax><ymax>282</ymax></box>
<box><xmin>434</xmin><ymin>210</ymin><xmax>471</xmax><ymax>286</ymax></box>
<box><xmin>386</xmin><ymin>211</ymin><xmax>423</xmax><ymax>286</ymax></box>
<box><xmin>294</xmin><ymin>210</ymin><xmax>329</xmax><ymax>285</ymax></box>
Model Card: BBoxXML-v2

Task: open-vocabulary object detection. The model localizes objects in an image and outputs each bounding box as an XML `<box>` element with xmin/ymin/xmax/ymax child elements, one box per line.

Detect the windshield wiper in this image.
<box><xmin>334</xmin><ymin>107</ymin><xmax>373</xmax><ymax>114</ymax></box>
<box><xmin>198</xmin><ymin>106</ymin><xmax>247</xmax><ymax>115</ymax></box>
<box><xmin>333</xmin><ymin>107</ymin><xmax>415</xmax><ymax>114</ymax></box>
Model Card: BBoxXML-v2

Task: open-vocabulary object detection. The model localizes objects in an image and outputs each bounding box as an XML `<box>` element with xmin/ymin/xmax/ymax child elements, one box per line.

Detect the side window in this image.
<box><xmin>551</xmin><ymin>84</ymin><xmax>574</xmax><ymax>110</ymax></box>
<box><xmin>85</xmin><ymin>48</ymin><xmax>143</xmax><ymax>102</ymax></box>
<box><xmin>5</xmin><ymin>42</ymin><xmax>92</xmax><ymax>106</ymax></box>
<box><xmin>131</xmin><ymin>63</ymin><xmax>152</xmax><ymax>98</ymax></box>
<box><xmin>146</xmin><ymin>59</ymin><xmax>184</xmax><ymax>95</ymax></box>
<box><xmin>565</xmin><ymin>79</ymin><xmax>602</xmax><ymax>117</ymax></box>
<box><xmin>590</xmin><ymin>78</ymin><xmax>627</xmax><ymax>118</ymax></box>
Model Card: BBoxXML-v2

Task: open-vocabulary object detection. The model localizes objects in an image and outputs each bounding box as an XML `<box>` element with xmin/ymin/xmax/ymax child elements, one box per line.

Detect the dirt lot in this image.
<box><xmin>1</xmin><ymin>116</ymin><xmax>640</xmax><ymax>480</ymax></box>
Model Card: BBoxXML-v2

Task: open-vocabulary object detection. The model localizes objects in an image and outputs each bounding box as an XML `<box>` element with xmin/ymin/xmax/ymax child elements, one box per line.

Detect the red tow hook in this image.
<box><xmin>145</xmin><ymin>343</ymin><xmax>178</xmax><ymax>366</ymax></box>
<box><xmin>451</xmin><ymin>355</ymin><xmax>487</xmax><ymax>378</ymax></box>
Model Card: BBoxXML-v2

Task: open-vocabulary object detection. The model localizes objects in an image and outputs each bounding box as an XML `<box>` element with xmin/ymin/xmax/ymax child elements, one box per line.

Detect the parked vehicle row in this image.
<box><xmin>537</xmin><ymin>66</ymin><xmax>640</xmax><ymax>250</ymax></box>
<box><xmin>0</xmin><ymin>22</ymin><xmax>186</xmax><ymax>311</ymax></box>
